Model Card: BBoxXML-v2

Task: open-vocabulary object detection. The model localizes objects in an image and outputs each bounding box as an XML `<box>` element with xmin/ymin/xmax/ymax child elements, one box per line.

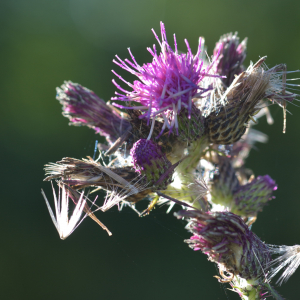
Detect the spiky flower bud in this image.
<box><xmin>176</xmin><ymin>103</ymin><xmax>205</xmax><ymax>142</ymax></box>
<box><xmin>211</xmin><ymin>156</ymin><xmax>240</xmax><ymax>206</ymax></box>
<box><xmin>211</xmin><ymin>156</ymin><xmax>276</xmax><ymax>218</ymax></box>
<box><xmin>232</xmin><ymin>175</ymin><xmax>277</xmax><ymax>217</ymax></box>
<box><xmin>205</xmin><ymin>104</ymin><xmax>247</xmax><ymax>145</ymax></box>
<box><xmin>56</xmin><ymin>81</ymin><xmax>131</xmax><ymax>144</ymax></box>
<box><xmin>130</xmin><ymin>139</ymin><xmax>173</xmax><ymax>189</ymax></box>
<box><xmin>214</xmin><ymin>32</ymin><xmax>247</xmax><ymax>87</ymax></box>
<box><xmin>206</xmin><ymin>57</ymin><xmax>296</xmax><ymax>144</ymax></box>
<box><xmin>175</xmin><ymin>210</ymin><xmax>271</xmax><ymax>281</ymax></box>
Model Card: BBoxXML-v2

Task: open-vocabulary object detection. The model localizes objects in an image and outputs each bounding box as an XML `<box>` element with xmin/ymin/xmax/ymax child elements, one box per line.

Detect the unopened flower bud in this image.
<box><xmin>211</xmin><ymin>159</ymin><xmax>276</xmax><ymax>218</ymax></box>
<box><xmin>175</xmin><ymin>210</ymin><xmax>271</xmax><ymax>281</ymax></box>
<box><xmin>130</xmin><ymin>139</ymin><xmax>173</xmax><ymax>189</ymax></box>
<box><xmin>214</xmin><ymin>32</ymin><xmax>247</xmax><ymax>87</ymax></box>
<box><xmin>176</xmin><ymin>103</ymin><xmax>205</xmax><ymax>142</ymax></box>
<box><xmin>211</xmin><ymin>156</ymin><xmax>240</xmax><ymax>206</ymax></box>
<box><xmin>232</xmin><ymin>175</ymin><xmax>277</xmax><ymax>217</ymax></box>
<box><xmin>56</xmin><ymin>81</ymin><xmax>131</xmax><ymax>144</ymax></box>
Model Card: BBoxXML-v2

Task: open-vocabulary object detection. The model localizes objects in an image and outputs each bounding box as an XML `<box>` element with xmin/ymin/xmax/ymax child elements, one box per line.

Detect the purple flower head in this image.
<box><xmin>214</xmin><ymin>32</ymin><xmax>247</xmax><ymax>87</ymax></box>
<box><xmin>232</xmin><ymin>175</ymin><xmax>277</xmax><ymax>217</ymax></box>
<box><xmin>130</xmin><ymin>139</ymin><xmax>172</xmax><ymax>189</ymax></box>
<box><xmin>175</xmin><ymin>210</ymin><xmax>271</xmax><ymax>281</ymax></box>
<box><xmin>56</xmin><ymin>81</ymin><xmax>131</xmax><ymax>144</ymax></box>
<box><xmin>112</xmin><ymin>22</ymin><xmax>218</xmax><ymax>136</ymax></box>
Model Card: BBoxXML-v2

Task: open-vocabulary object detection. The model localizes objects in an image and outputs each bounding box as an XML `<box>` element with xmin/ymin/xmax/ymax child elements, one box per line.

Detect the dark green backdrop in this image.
<box><xmin>1</xmin><ymin>0</ymin><xmax>300</xmax><ymax>299</ymax></box>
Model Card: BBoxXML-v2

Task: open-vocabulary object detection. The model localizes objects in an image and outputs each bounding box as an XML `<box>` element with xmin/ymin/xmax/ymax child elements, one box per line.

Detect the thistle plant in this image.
<box><xmin>42</xmin><ymin>22</ymin><xmax>300</xmax><ymax>299</ymax></box>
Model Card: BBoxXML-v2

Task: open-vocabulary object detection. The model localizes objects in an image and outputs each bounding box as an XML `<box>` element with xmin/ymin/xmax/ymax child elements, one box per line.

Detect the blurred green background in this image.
<box><xmin>1</xmin><ymin>0</ymin><xmax>300</xmax><ymax>299</ymax></box>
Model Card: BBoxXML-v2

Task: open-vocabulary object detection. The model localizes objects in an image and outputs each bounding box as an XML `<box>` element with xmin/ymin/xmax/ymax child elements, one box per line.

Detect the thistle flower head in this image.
<box><xmin>213</xmin><ymin>32</ymin><xmax>247</xmax><ymax>87</ymax></box>
<box><xmin>130</xmin><ymin>139</ymin><xmax>173</xmax><ymax>189</ymax></box>
<box><xmin>232</xmin><ymin>175</ymin><xmax>277</xmax><ymax>217</ymax></box>
<box><xmin>56</xmin><ymin>81</ymin><xmax>131</xmax><ymax>144</ymax></box>
<box><xmin>175</xmin><ymin>210</ymin><xmax>271</xmax><ymax>281</ymax></box>
<box><xmin>112</xmin><ymin>22</ymin><xmax>217</xmax><ymax>135</ymax></box>
<box><xmin>42</xmin><ymin>24</ymin><xmax>300</xmax><ymax>300</ymax></box>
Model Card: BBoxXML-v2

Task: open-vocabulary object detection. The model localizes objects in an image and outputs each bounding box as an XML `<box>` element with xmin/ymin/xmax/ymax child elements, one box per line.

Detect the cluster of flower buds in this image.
<box><xmin>42</xmin><ymin>22</ymin><xmax>300</xmax><ymax>299</ymax></box>
<box><xmin>210</xmin><ymin>156</ymin><xmax>277</xmax><ymax>219</ymax></box>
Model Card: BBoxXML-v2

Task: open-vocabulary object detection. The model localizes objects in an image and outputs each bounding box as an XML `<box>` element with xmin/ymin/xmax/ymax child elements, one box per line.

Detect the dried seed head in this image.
<box><xmin>56</xmin><ymin>81</ymin><xmax>131</xmax><ymax>144</ymax></box>
<box><xmin>205</xmin><ymin>58</ymin><xmax>267</xmax><ymax>144</ymax></box>
<box><xmin>44</xmin><ymin>157</ymin><xmax>150</xmax><ymax>202</ymax></box>
<box><xmin>205</xmin><ymin>57</ymin><xmax>297</xmax><ymax>144</ymax></box>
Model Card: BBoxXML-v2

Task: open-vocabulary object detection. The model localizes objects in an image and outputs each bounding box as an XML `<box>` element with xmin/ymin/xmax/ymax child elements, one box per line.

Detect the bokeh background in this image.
<box><xmin>1</xmin><ymin>0</ymin><xmax>300</xmax><ymax>299</ymax></box>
